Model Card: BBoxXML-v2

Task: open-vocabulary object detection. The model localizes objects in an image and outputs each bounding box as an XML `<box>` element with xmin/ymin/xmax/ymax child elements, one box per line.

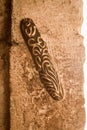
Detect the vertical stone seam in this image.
<box><xmin>2</xmin><ymin>0</ymin><xmax>12</xmax><ymax>130</ymax></box>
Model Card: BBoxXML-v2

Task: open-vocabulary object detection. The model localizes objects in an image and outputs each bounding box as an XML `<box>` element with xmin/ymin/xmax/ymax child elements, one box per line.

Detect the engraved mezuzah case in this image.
<box><xmin>20</xmin><ymin>18</ymin><xmax>64</xmax><ymax>101</ymax></box>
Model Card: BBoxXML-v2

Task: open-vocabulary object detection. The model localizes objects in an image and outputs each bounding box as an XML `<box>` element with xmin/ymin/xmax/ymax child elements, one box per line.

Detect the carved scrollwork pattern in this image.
<box><xmin>20</xmin><ymin>18</ymin><xmax>64</xmax><ymax>100</ymax></box>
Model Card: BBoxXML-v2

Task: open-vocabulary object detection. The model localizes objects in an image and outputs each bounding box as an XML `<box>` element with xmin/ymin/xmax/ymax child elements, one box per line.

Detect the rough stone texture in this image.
<box><xmin>0</xmin><ymin>42</ymin><xmax>10</xmax><ymax>130</ymax></box>
<box><xmin>0</xmin><ymin>0</ymin><xmax>6</xmax><ymax>39</ymax></box>
<box><xmin>0</xmin><ymin>0</ymin><xmax>11</xmax><ymax>130</ymax></box>
<box><xmin>10</xmin><ymin>0</ymin><xmax>85</xmax><ymax>130</ymax></box>
<box><xmin>0</xmin><ymin>0</ymin><xmax>11</xmax><ymax>40</ymax></box>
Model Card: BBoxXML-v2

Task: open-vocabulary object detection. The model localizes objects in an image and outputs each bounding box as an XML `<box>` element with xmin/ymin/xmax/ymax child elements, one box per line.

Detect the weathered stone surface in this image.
<box><xmin>0</xmin><ymin>0</ymin><xmax>11</xmax><ymax>129</ymax></box>
<box><xmin>10</xmin><ymin>0</ymin><xmax>85</xmax><ymax>130</ymax></box>
<box><xmin>0</xmin><ymin>42</ymin><xmax>10</xmax><ymax>130</ymax></box>
<box><xmin>0</xmin><ymin>0</ymin><xmax>11</xmax><ymax>40</ymax></box>
<box><xmin>0</xmin><ymin>0</ymin><xmax>6</xmax><ymax>39</ymax></box>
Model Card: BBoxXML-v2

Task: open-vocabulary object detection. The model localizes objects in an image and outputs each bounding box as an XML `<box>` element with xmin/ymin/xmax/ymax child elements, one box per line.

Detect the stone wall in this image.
<box><xmin>0</xmin><ymin>0</ymin><xmax>85</xmax><ymax>130</ymax></box>
<box><xmin>0</xmin><ymin>0</ymin><xmax>11</xmax><ymax>130</ymax></box>
<box><xmin>10</xmin><ymin>0</ymin><xmax>85</xmax><ymax>130</ymax></box>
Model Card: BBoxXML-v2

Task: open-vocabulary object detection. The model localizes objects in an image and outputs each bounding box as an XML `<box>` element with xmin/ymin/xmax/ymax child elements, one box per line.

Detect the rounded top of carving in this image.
<box><xmin>20</xmin><ymin>18</ymin><xmax>40</xmax><ymax>41</ymax></box>
<box><xmin>21</xmin><ymin>18</ymin><xmax>34</xmax><ymax>28</ymax></box>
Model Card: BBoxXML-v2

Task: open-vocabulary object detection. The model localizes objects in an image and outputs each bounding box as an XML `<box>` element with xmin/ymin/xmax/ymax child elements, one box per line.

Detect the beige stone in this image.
<box><xmin>10</xmin><ymin>0</ymin><xmax>85</xmax><ymax>130</ymax></box>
